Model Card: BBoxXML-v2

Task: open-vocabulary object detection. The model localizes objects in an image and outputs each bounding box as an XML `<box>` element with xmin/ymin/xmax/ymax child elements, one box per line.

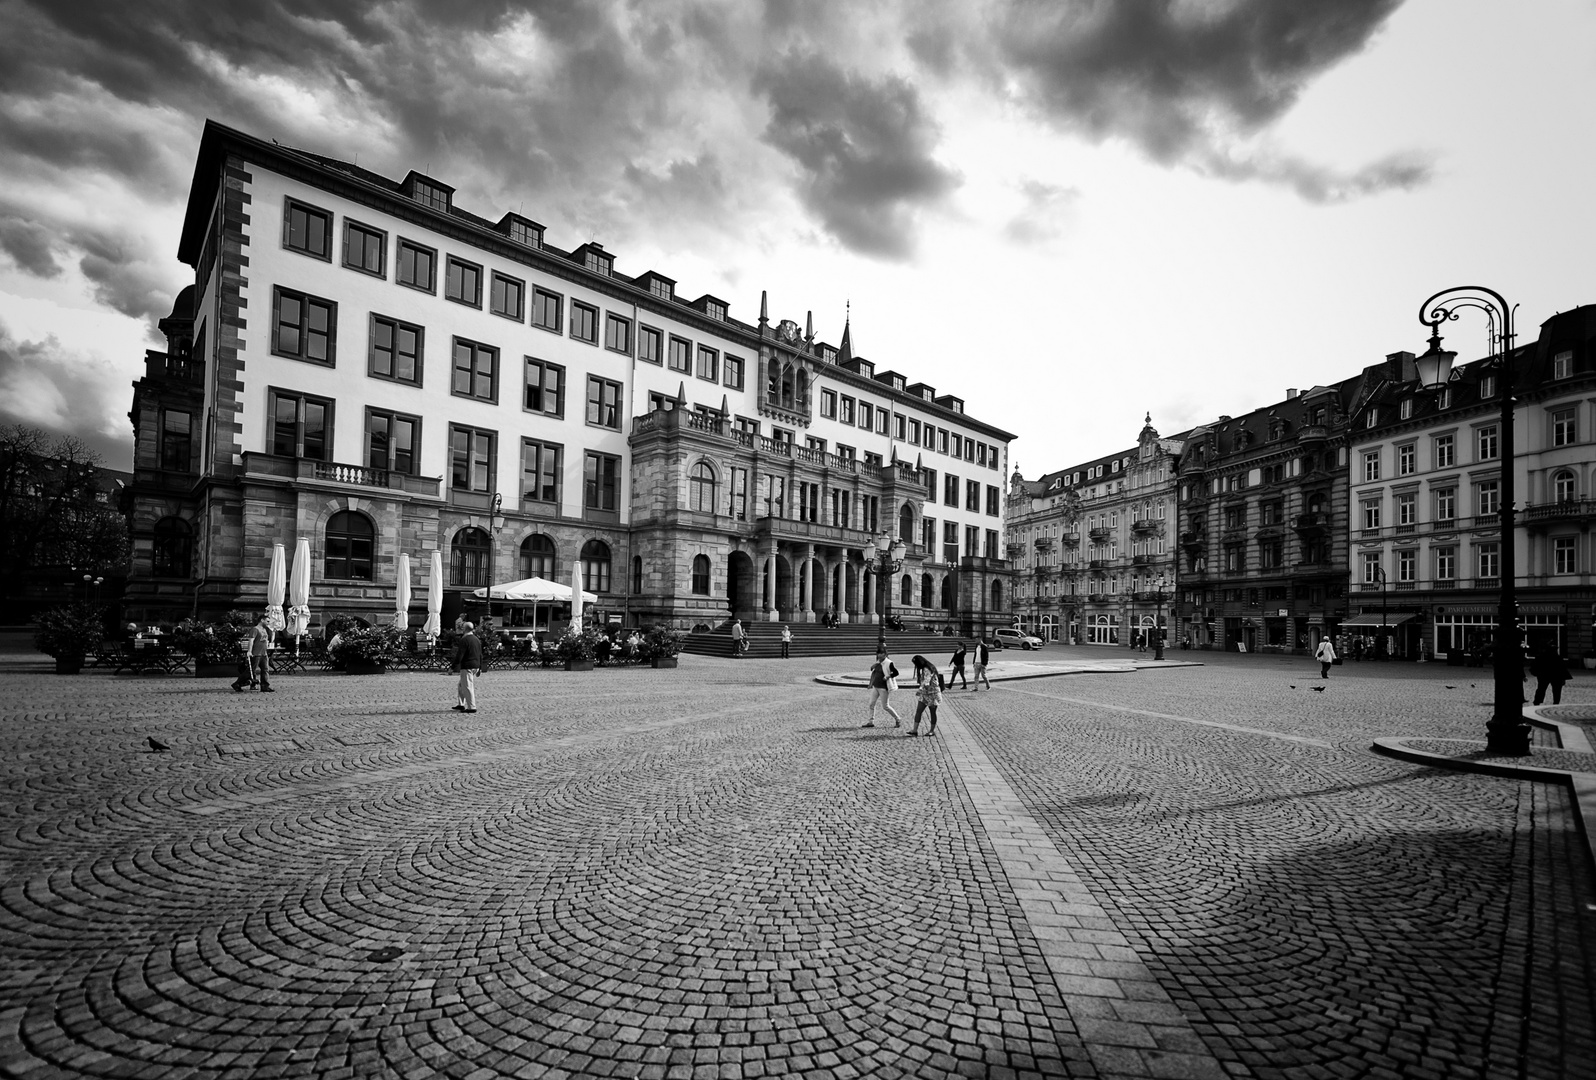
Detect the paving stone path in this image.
<box><xmin>0</xmin><ymin>649</ymin><xmax>1591</xmax><ymax>1079</ymax></box>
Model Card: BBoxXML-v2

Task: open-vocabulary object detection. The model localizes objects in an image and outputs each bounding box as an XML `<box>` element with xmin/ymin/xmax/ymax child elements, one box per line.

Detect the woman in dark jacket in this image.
<box><xmin>1530</xmin><ymin>649</ymin><xmax>1572</xmax><ymax>705</ymax></box>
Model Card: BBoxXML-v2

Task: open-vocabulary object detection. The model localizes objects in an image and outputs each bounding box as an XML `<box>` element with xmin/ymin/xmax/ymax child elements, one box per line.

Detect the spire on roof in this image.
<box><xmin>759</xmin><ymin>290</ymin><xmax>769</xmax><ymax>329</ymax></box>
<box><xmin>837</xmin><ymin>301</ymin><xmax>853</xmax><ymax>365</ymax></box>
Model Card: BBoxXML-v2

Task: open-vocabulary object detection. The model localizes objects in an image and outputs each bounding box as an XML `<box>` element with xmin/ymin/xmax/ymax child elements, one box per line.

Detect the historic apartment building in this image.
<box><xmin>1345</xmin><ymin>305</ymin><xmax>1596</xmax><ymax>659</ymax></box>
<box><xmin>1006</xmin><ymin>416</ymin><xmax>1183</xmax><ymax>645</ymax></box>
<box><xmin>1172</xmin><ymin>362</ymin><xmax>1403</xmax><ymax>653</ymax></box>
<box><xmin>124</xmin><ymin>120</ymin><xmax>1015</xmax><ymax>634</ymax></box>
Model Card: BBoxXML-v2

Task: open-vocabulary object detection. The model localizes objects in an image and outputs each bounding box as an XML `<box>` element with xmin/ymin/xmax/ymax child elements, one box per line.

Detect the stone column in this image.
<box><xmin>764</xmin><ymin>541</ymin><xmax>778</xmax><ymax>620</ymax></box>
<box><xmin>863</xmin><ymin>559</ymin><xmax>876</xmax><ymax>624</ymax></box>
<box><xmin>803</xmin><ymin>544</ymin><xmax>816</xmax><ymax>622</ymax></box>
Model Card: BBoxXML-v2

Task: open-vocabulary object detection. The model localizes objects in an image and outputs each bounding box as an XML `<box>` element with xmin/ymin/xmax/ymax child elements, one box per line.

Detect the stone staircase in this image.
<box><xmin>682</xmin><ymin>620</ymin><xmax>969</xmax><ymax>659</ymax></box>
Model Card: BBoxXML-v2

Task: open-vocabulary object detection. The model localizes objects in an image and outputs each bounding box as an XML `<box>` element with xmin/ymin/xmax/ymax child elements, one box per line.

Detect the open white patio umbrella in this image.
<box><xmin>264</xmin><ymin>542</ymin><xmax>286</xmax><ymax>632</ymax></box>
<box><xmin>393</xmin><ymin>552</ymin><xmax>411</xmax><ymax>631</ymax></box>
<box><xmin>570</xmin><ymin>561</ymin><xmax>585</xmax><ymax>627</ymax></box>
<box><xmin>423</xmin><ymin>550</ymin><xmax>443</xmax><ymax>638</ymax></box>
<box><xmin>285</xmin><ymin>536</ymin><xmax>311</xmax><ymax>641</ymax></box>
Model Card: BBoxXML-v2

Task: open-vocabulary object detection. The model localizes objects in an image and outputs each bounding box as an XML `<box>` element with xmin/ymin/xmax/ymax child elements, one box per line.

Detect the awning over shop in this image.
<box><xmin>1341</xmin><ymin>613</ymin><xmax>1418</xmax><ymax>628</ymax></box>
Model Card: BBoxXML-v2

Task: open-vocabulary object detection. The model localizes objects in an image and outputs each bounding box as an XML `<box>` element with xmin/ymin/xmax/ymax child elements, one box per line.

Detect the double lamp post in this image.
<box><xmin>863</xmin><ymin>531</ymin><xmax>908</xmax><ymax>657</ymax></box>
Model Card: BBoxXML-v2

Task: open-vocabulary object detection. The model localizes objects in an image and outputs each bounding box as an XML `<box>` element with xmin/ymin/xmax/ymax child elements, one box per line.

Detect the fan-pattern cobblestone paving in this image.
<box><xmin>0</xmin><ymin>649</ymin><xmax>1592</xmax><ymax>1079</ymax></box>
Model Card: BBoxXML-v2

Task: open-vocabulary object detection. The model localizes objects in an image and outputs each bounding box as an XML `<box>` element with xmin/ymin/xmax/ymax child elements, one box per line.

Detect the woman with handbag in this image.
<box><xmin>864</xmin><ymin>651</ymin><xmax>903</xmax><ymax>728</ymax></box>
<box><xmin>908</xmin><ymin>654</ymin><xmax>945</xmax><ymax>737</ymax></box>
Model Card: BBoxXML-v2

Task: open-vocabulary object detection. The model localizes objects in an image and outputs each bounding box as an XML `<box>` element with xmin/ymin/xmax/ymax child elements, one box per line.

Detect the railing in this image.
<box><xmin>1473</xmin><ymin>577</ymin><xmax>1500</xmax><ymax>590</ymax></box>
<box><xmin>1294</xmin><ymin>512</ymin><xmax>1330</xmax><ymax>530</ymax></box>
<box><xmin>1473</xmin><ymin>513</ymin><xmax>1499</xmax><ymax>528</ymax></box>
<box><xmin>1059</xmin><ymin>533</ymin><xmax>1080</xmax><ymax>545</ymax></box>
<box><xmin>828</xmin><ymin>454</ymin><xmax>859</xmax><ymax>473</ymax></box>
<box><xmin>1131</xmin><ymin>518</ymin><xmax>1160</xmax><ymax>534</ymax></box>
<box><xmin>1088</xmin><ymin>558</ymin><xmax>1110</xmax><ymax>568</ymax></box>
<box><xmin>1295</xmin><ymin>424</ymin><xmax>1328</xmax><ymax>442</ymax></box>
<box><xmin>1179</xmin><ymin>530</ymin><xmax>1206</xmax><ymax>547</ymax></box>
<box><xmin>311</xmin><ymin>461</ymin><xmax>389</xmax><ymax>488</ymax></box>
<box><xmin>759</xmin><ymin>437</ymin><xmax>793</xmax><ymax>456</ymax></box>
<box><xmin>1035</xmin><ymin>537</ymin><xmax>1055</xmax><ymax>551</ymax></box>
<box><xmin>1395</xmin><ymin>523</ymin><xmax>1416</xmax><ymax>534</ymax></box>
<box><xmin>796</xmin><ymin>445</ymin><xmax>826</xmax><ymax>466</ymax></box>
<box><xmin>1523</xmin><ymin>500</ymin><xmax>1596</xmax><ymax>523</ymax></box>
<box><xmin>1395</xmin><ymin>582</ymin><xmax>1416</xmax><ymax>590</ymax></box>
<box><xmin>1088</xmin><ymin>527</ymin><xmax>1112</xmax><ymax>540</ymax></box>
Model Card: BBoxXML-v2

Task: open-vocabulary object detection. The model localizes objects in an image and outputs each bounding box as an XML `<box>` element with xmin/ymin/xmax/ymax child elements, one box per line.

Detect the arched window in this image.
<box><xmin>990</xmin><ymin>580</ymin><xmax>1003</xmax><ymax>611</ymax></box>
<box><xmin>940</xmin><ymin>574</ymin><xmax>953</xmax><ymax>610</ymax></box>
<box><xmin>151</xmin><ymin>517</ymin><xmax>192</xmax><ymax>578</ymax></box>
<box><xmin>325</xmin><ymin>510</ymin><xmax>375</xmax><ymax>580</ymax></box>
<box><xmin>898</xmin><ymin>504</ymin><xmax>914</xmax><ymax>543</ymax></box>
<box><xmin>780</xmin><ymin>365</ymin><xmax>795</xmax><ymax>409</ymax></box>
<box><xmin>794</xmin><ymin>369</ymin><xmax>807</xmax><ymax>409</ymax></box>
<box><xmin>519</xmin><ymin>533</ymin><xmax>556</xmax><ymax>579</ymax></box>
<box><xmin>1553</xmin><ymin>470</ymin><xmax>1577</xmax><ymax>503</ymax></box>
<box><xmin>921</xmin><ymin>572</ymin><xmax>933</xmax><ymax>608</ymax></box>
<box><xmin>581</xmin><ymin>539</ymin><xmax>611</xmax><ymax>593</ymax></box>
<box><xmin>691</xmin><ymin>554</ymin><xmax>711</xmax><ymax>594</ymax></box>
<box><xmin>689</xmin><ymin>462</ymin><xmax>717</xmax><ymax>513</ymax></box>
<box><xmin>451</xmin><ymin>527</ymin><xmax>491</xmax><ymax>587</ymax></box>
<box><xmin>900</xmin><ymin>574</ymin><xmax>913</xmax><ymax>605</ymax></box>
<box><xmin>631</xmin><ymin>555</ymin><xmax>643</xmax><ymax>593</ymax></box>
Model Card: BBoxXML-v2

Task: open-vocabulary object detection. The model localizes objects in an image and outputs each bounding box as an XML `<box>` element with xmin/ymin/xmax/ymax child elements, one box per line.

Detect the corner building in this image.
<box><xmin>1345</xmin><ymin>305</ymin><xmax>1596</xmax><ymax>659</ymax></box>
<box><xmin>123</xmin><ymin>121</ymin><xmax>1014</xmax><ymax>633</ymax></box>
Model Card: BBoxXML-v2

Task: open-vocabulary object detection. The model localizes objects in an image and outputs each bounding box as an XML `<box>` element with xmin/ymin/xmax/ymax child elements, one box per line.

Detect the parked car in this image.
<box><xmin>991</xmin><ymin>628</ymin><xmax>1043</xmax><ymax>650</ymax></box>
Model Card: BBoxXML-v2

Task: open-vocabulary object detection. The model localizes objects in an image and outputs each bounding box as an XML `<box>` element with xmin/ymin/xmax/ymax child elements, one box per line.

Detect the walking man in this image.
<box><xmin>452</xmin><ymin>621</ymin><xmax>482</xmax><ymax>713</ymax></box>
<box><xmin>233</xmin><ymin>613</ymin><xmax>273</xmax><ymax>692</ymax></box>
<box><xmin>972</xmin><ymin>639</ymin><xmax>991</xmax><ymax>690</ymax></box>
<box><xmin>1531</xmin><ymin>648</ymin><xmax>1571</xmax><ymax>705</ymax></box>
<box><xmin>730</xmin><ymin>618</ymin><xmax>746</xmax><ymax>657</ymax></box>
<box><xmin>1315</xmin><ymin>636</ymin><xmax>1337</xmax><ymax>680</ymax></box>
<box><xmin>948</xmin><ymin>640</ymin><xmax>968</xmax><ymax>689</ymax></box>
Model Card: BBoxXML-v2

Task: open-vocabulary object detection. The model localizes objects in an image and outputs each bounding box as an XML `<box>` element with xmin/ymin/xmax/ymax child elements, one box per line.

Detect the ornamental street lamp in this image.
<box><xmin>1370</xmin><ymin>565</ymin><xmax>1388</xmax><ymax>660</ymax></box>
<box><xmin>1416</xmin><ymin>286</ymin><xmax>1529</xmax><ymax>755</ymax></box>
<box><xmin>863</xmin><ymin>532</ymin><xmax>908</xmax><ymax>657</ymax></box>
<box><xmin>1148</xmin><ymin>573</ymin><xmax>1171</xmax><ymax>661</ymax></box>
<box><xmin>485</xmin><ymin>492</ymin><xmax>506</xmax><ymax>629</ymax></box>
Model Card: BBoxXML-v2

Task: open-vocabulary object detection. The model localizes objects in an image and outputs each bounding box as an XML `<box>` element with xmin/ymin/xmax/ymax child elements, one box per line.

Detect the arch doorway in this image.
<box><xmin>774</xmin><ymin>554</ymin><xmax>794</xmax><ymax>619</ymax></box>
<box><xmin>727</xmin><ymin>551</ymin><xmax>756</xmax><ymax>621</ymax></box>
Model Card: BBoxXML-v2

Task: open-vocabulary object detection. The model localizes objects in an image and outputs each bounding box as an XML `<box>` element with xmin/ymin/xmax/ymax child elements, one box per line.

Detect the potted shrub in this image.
<box><xmin>556</xmin><ymin>628</ymin><xmax>599</xmax><ymax>671</ymax></box>
<box><xmin>641</xmin><ymin>626</ymin><xmax>683</xmax><ymax>669</ymax></box>
<box><xmin>171</xmin><ymin>612</ymin><xmax>252</xmax><ymax>677</ymax></box>
<box><xmin>330</xmin><ymin>625</ymin><xmax>400</xmax><ymax>674</ymax></box>
<box><xmin>35</xmin><ymin>603</ymin><xmax>105</xmax><ymax>674</ymax></box>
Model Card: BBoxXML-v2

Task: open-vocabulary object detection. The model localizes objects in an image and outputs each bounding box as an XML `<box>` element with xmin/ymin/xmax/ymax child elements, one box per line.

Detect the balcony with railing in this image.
<box><xmin>1034</xmin><ymin>536</ymin><xmax>1055</xmax><ymax>553</ymax></box>
<box><xmin>242</xmin><ymin>452</ymin><xmax>442</xmax><ymax>497</ymax></box>
<box><xmin>1088</xmin><ymin>526</ymin><xmax>1112</xmax><ymax>541</ymax></box>
<box><xmin>1179</xmin><ymin>529</ymin><xmax>1207</xmax><ymax>549</ymax></box>
<box><xmin>1295</xmin><ymin>424</ymin><xmax>1328</xmax><ymax>444</ymax></box>
<box><xmin>1524</xmin><ymin>500</ymin><xmax>1596</xmax><ymax>524</ymax></box>
<box><xmin>1059</xmin><ymin>532</ymin><xmax>1080</xmax><ymax>546</ymax></box>
<box><xmin>1088</xmin><ymin>558</ymin><xmax>1110</xmax><ymax>569</ymax></box>
<box><xmin>1131</xmin><ymin>517</ymin><xmax>1160</xmax><ymax>535</ymax></box>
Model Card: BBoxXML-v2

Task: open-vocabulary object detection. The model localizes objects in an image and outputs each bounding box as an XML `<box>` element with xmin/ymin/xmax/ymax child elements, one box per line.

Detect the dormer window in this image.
<box><xmin>650</xmin><ymin>278</ymin><xmax>672</xmax><ymax>300</ymax></box>
<box><xmin>507</xmin><ymin>219</ymin><xmax>541</xmax><ymax>248</ymax></box>
<box><xmin>1399</xmin><ymin>398</ymin><xmax>1413</xmax><ymax>420</ymax></box>
<box><xmin>1553</xmin><ymin>350</ymin><xmax>1572</xmax><ymax>379</ymax></box>
<box><xmin>409</xmin><ymin>176</ymin><xmax>452</xmax><ymax>212</ymax></box>
<box><xmin>584</xmin><ymin>249</ymin><xmax>612</xmax><ymax>276</ymax></box>
<box><xmin>1365</xmin><ymin>407</ymin><xmax>1378</xmax><ymax>428</ymax></box>
<box><xmin>1479</xmin><ymin>375</ymin><xmax>1496</xmax><ymax>398</ymax></box>
<box><xmin>704</xmin><ymin>299</ymin><xmax>725</xmax><ymax>321</ymax></box>
<box><xmin>822</xmin><ymin>345</ymin><xmax>838</xmax><ymax>363</ymax></box>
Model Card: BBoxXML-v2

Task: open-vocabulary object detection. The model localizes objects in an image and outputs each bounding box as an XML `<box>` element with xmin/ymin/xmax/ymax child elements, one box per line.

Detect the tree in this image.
<box><xmin>0</xmin><ymin>424</ymin><xmax>128</xmax><ymax>602</ymax></box>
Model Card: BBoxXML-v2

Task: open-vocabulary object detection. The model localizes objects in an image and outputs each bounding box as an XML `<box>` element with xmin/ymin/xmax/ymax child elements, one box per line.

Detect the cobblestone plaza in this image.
<box><xmin>1</xmin><ymin>651</ymin><xmax>1592</xmax><ymax>1079</ymax></box>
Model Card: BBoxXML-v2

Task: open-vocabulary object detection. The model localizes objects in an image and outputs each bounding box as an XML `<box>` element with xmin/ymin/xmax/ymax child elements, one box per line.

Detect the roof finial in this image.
<box><xmin>838</xmin><ymin>301</ymin><xmax>853</xmax><ymax>365</ymax></box>
<box><xmin>759</xmin><ymin>289</ymin><xmax>769</xmax><ymax>328</ymax></box>
<box><xmin>1145</xmin><ymin>411</ymin><xmax>1151</xmax><ymax>425</ymax></box>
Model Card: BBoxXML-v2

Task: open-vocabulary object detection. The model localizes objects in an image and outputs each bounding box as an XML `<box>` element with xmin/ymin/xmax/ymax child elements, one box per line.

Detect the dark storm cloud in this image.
<box><xmin>754</xmin><ymin>51</ymin><xmax>961</xmax><ymax>260</ymax></box>
<box><xmin>991</xmin><ymin>0</ymin><xmax>1425</xmax><ymax>193</ymax></box>
<box><xmin>0</xmin><ymin>216</ymin><xmax>61</xmax><ymax>278</ymax></box>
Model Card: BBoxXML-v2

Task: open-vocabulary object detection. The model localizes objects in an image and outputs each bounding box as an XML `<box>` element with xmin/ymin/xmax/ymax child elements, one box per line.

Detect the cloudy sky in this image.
<box><xmin>1</xmin><ymin>0</ymin><xmax>1593</xmax><ymax>473</ymax></box>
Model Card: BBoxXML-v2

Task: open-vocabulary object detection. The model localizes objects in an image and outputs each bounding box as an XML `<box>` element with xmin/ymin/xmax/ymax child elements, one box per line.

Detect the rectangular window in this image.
<box><xmin>584</xmin><ymin>451</ymin><xmax>621</xmax><ymax>512</ymax></box>
<box><xmin>1362</xmin><ymin>450</ymin><xmax>1381</xmax><ymax>482</ymax></box>
<box><xmin>490</xmin><ymin>272</ymin><xmax>524</xmax><ymax>320</ymax></box>
<box><xmin>1476</xmin><ymin>480</ymin><xmax>1500</xmax><ymax>517</ymax></box>
<box><xmin>877</xmin><ymin>410</ymin><xmax>889</xmax><ymax>436</ymax></box>
<box><xmin>159</xmin><ymin>410</ymin><xmax>192</xmax><ymax>471</ymax></box>
<box><xmin>805</xmin><ymin>436</ymin><xmax>826</xmax><ymax>453</ymax></box>
<box><xmin>1434</xmin><ymin>434</ymin><xmax>1455</xmax><ymax>468</ymax></box>
<box><xmin>1476</xmin><ymin>543</ymin><xmax>1500</xmax><ymax>580</ymax></box>
<box><xmin>985</xmin><ymin>529</ymin><xmax>999</xmax><ymax>560</ymax></box>
<box><xmin>605</xmin><ymin>313</ymin><xmax>632</xmax><ymax>354</ymax></box>
<box><xmin>284</xmin><ymin>198</ymin><xmax>331</xmax><ymax>260</ymax></box>
<box><xmin>766</xmin><ymin>475</ymin><xmax>785</xmax><ymax>519</ymax></box>
<box><xmin>730</xmin><ymin>467</ymin><xmax>748</xmax><ymax>521</ymax></box>
<box><xmin>586</xmin><ymin>376</ymin><xmax>622</xmax><ymax>429</ymax></box>
<box><xmin>532</xmin><ymin>288</ymin><xmax>563</xmax><ymax>332</ymax></box>
<box><xmin>1554</xmin><ymin>536</ymin><xmax>1577</xmax><ymax>575</ymax></box>
<box><xmin>1400</xmin><ymin>398</ymin><xmax>1414</xmax><ymax>420</ymax></box>
<box><xmin>820</xmin><ymin>389</ymin><xmax>837</xmax><ymax>418</ymax></box>
<box><xmin>1434</xmin><ymin>486</ymin><xmax>1456</xmax><ymax>522</ymax></box>
<box><xmin>965</xmin><ymin>525</ymin><xmax>979</xmax><ymax>559</ymax></box>
<box><xmin>396</xmin><ymin>239</ymin><xmax>436</xmax><ymax>292</ymax></box>
<box><xmin>270</xmin><ymin>389</ymin><xmax>331</xmax><ymax>460</ymax></box>
<box><xmin>1435</xmin><ymin>546</ymin><xmax>1456</xmax><ymax>581</ymax></box>
<box><xmin>938</xmin><ymin>429</ymin><xmax>949</xmax><ymax>455</ymax></box>
<box><xmin>1479</xmin><ymin>375</ymin><xmax>1496</xmax><ymax>398</ymax></box>
<box><xmin>1362</xmin><ymin>552</ymin><xmax>1383</xmax><ymax>585</ymax></box>
<box><xmin>369</xmin><ymin>315</ymin><xmax>422</xmax><ymax>385</ymax></box>
<box><xmin>909</xmin><ymin>419</ymin><xmax>921</xmax><ymax>445</ymax></box>
<box><xmin>724</xmin><ymin>354</ymin><xmax>744</xmax><ymax>390</ymax></box>
<box><xmin>1552</xmin><ymin>407</ymin><xmax>1577</xmax><ymax>447</ymax></box>
<box><xmin>1397</xmin><ymin>548</ymin><xmax>1416</xmax><ymax>583</ymax></box>
<box><xmin>638</xmin><ymin>325</ymin><xmax>662</xmax><ymax>364</ymax></box>
<box><xmin>450</xmin><ymin>425</ymin><xmax>495</xmax><ymax>492</ymax></box>
<box><xmin>1397</xmin><ymin>443</ymin><xmax>1415</xmax><ymax>476</ymax></box>
<box><xmin>569</xmin><ymin>301</ymin><xmax>598</xmax><ymax>344</ymax></box>
<box><xmin>966</xmin><ymin>479</ymin><xmax>980</xmax><ymax>512</ymax></box>
<box><xmin>894</xmin><ymin>414</ymin><xmax>906</xmax><ymax>440</ymax></box>
<box><xmin>1553</xmin><ymin>350</ymin><xmax>1573</xmax><ymax>379</ymax></box>
<box><xmin>366</xmin><ymin>409</ymin><xmax>418</xmax><ymax>475</ymax></box>
<box><xmin>944</xmin><ymin>473</ymin><xmax>959</xmax><ymax>507</ymax></box>
<box><xmin>943</xmin><ymin>520</ymin><xmax>959</xmax><ymax>564</ymax></box>
<box><xmin>668</xmin><ymin>336</ymin><xmax>691</xmax><ymax>372</ymax></box>
<box><xmin>986</xmin><ymin>485</ymin><xmax>1000</xmax><ymax>516</ymax></box>
<box><xmin>445</xmin><ymin>256</ymin><xmax>482</xmax><ymax>307</ymax></box>
<box><xmin>696</xmin><ymin>345</ymin><xmax>718</xmax><ymax>381</ymax></box>
<box><xmin>272</xmin><ymin>287</ymin><xmax>336</xmax><ymax>365</ymax></box>
<box><xmin>1362</xmin><ymin>499</ymin><xmax>1382</xmax><ymax>530</ymax></box>
<box><xmin>924</xmin><ymin>468</ymin><xmax>936</xmax><ymax>498</ymax></box>
<box><xmin>524</xmin><ymin>358</ymin><xmax>564</xmax><ymax>417</ymax></box>
<box><xmin>521</xmin><ymin>439</ymin><xmax>562</xmax><ymax>504</ymax></box>
<box><xmin>858</xmin><ymin>402</ymin><xmax>872</xmax><ymax>430</ymax></box>
<box><xmin>451</xmin><ymin>338</ymin><xmax>498</xmax><ymax>402</ymax></box>
<box><xmin>1396</xmin><ymin>492</ymin><xmax>1416</xmax><ymax>527</ymax></box>
<box><xmin>343</xmin><ymin>220</ymin><xmax>385</xmax><ymax>276</ymax></box>
<box><xmin>839</xmin><ymin>396</ymin><xmax>855</xmax><ymax>425</ymax></box>
<box><xmin>1477</xmin><ymin>425</ymin><xmax>1498</xmax><ymax>461</ymax></box>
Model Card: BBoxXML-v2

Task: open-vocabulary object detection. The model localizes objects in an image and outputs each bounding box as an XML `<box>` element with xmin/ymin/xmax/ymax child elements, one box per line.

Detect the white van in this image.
<box><xmin>991</xmin><ymin>628</ymin><xmax>1043</xmax><ymax>651</ymax></box>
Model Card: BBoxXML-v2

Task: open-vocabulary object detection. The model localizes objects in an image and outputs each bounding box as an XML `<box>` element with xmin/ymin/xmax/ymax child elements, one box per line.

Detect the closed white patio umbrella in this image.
<box><xmin>394</xmin><ymin>552</ymin><xmax>411</xmax><ymax>631</ymax></box>
<box><xmin>264</xmin><ymin>542</ymin><xmax>286</xmax><ymax>633</ymax></box>
<box><xmin>570</xmin><ymin>561</ymin><xmax>585</xmax><ymax>628</ymax></box>
<box><xmin>424</xmin><ymin>550</ymin><xmax>443</xmax><ymax>638</ymax></box>
<box><xmin>285</xmin><ymin>536</ymin><xmax>312</xmax><ymax>642</ymax></box>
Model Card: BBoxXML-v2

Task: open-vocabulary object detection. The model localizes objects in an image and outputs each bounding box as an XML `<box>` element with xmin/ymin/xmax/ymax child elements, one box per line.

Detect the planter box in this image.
<box><xmin>347</xmin><ymin>660</ymin><xmax>388</xmax><ymax>675</ymax></box>
<box><xmin>565</xmin><ymin>659</ymin><xmax>595</xmax><ymax>671</ymax></box>
<box><xmin>195</xmin><ymin>661</ymin><xmax>236</xmax><ymax>679</ymax></box>
<box><xmin>650</xmin><ymin>657</ymin><xmax>679</xmax><ymax>669</ymax></box>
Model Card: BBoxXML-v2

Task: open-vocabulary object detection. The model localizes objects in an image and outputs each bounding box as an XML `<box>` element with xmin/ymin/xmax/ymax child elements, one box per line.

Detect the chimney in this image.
<box><xmin>1386</xmin><ymin>350</ymin><xmax>1417</xmax><ymax>382</ymax></box>
<box><xmin>1286</xmin><ymin>388</ymin><xmax>1298</xmax><ymax>400</ymax></box>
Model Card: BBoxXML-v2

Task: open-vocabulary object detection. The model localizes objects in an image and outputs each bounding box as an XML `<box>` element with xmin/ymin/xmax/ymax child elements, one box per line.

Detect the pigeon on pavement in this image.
<box><xmin>1309</xmin><ymin>685</ymin><xmax>1326</xmax><ymax>692</ymax></box>
<box><xmin>147</xmin><ymin>736</ymin><xmax>169</xmax><ymax>752</ymax></box>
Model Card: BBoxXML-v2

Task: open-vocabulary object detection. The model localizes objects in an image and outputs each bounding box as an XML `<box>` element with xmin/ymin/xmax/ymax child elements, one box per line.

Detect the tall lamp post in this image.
<box><xmin>1416</xmin><ymin>286</ymin><xmax>1529</xmax><ymax>755</ymax></box>
<box><xmin>485</xmin><ymin>492</ymin><xmax>505</xmax><ymax>629</ymax></box>
<box><xmin>863</xmin><ymin>531</ymin><xmax>908</xmax><ymax>657</ymax></box>
<box><xmin>1370</xmin><ymin>565</ymin><xmax>1388</xmax><ymax>660</ymax></box>
<box><xmin>1148</xmin><ymin>573</ymin><xmax>1171</xmax><ymax>661</ymax></box>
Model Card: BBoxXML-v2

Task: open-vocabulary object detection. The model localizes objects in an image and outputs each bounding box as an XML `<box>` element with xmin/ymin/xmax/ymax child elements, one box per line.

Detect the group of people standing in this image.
<box><xmin>864</xmin><ymin>641</ymin><xmax>991</xmax><ymax>736</ymax></box>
